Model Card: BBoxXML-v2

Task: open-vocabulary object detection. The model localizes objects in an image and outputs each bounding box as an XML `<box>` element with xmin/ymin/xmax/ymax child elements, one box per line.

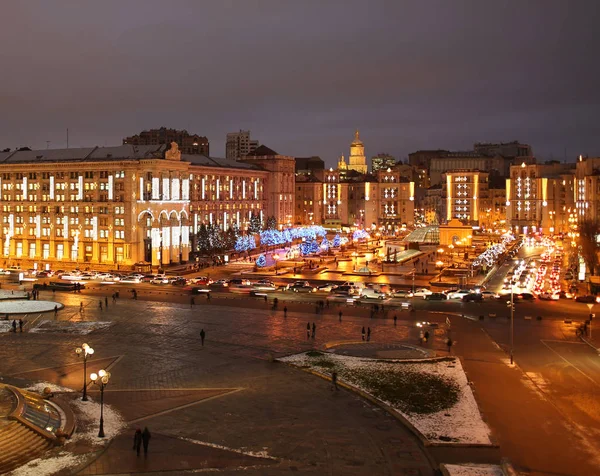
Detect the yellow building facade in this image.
<box><xmin>0</xmin><ymin>143</ymin><xmax>268</xmax><ymax>270</ymax></box>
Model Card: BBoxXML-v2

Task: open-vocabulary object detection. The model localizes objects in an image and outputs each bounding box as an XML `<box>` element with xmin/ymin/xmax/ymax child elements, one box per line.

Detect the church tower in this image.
<box><xmin>337</xmin><ymin>154</ymin><xmax>347</xmax><ymax>170</ymax></box>
<box><xmin>348</xmin><ymin>130</ymin><xmax>367</xmax><ymax>174</ymax></box>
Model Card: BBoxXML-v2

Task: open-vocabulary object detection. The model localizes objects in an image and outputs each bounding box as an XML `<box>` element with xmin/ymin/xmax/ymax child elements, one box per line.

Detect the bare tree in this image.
<box><xmin>579</xmin><ymin>220</ymin><xmax>600</xmax><ymax>276</ymax></box>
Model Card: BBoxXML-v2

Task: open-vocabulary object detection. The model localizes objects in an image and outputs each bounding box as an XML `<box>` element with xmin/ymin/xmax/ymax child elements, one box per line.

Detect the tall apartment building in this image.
<box><xmin>226</xmin><ymin>130</ymin><xmax>259</xmax><ymax>160</ymax></box>
<box><xmin>123</xmin><ymin>127</ymin><xmax>209</xmax><ymax>156</ymax></box>
<box><xmin>575</xmin><ymin>156</ymin><xmax>600</xmax><ymax>222</ymax></box>
<box><xmin>474</xmin><ymin>141</ymin><xmax>532</xmax><ymax>158</ymax></box>
<box><xmin>240</xmin><ymin>145</ymin><xmax>295</xmax><ymax>228</ymax></box>
<box><xmin>0</xmin><ymin>143</ymin><xmax>269</xmax><ymax>269</ymax></box>
<box><xmin>506</xmin><ymin>162</ymin><xmax>576</xmax><ymax>234</ymax></box>
<box><xmin>442</xmin><ymin>170</ymin><xmax>489</xmax><ymax>227</ymax></box>
<box><xmin>371</xmin><ymin>153</ymin><xmax>396</xmax><ymax>172</ymax></box>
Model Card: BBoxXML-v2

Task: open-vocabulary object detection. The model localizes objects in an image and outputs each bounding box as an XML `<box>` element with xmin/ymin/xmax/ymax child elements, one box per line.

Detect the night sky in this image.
<box><xmin>1</xmin><ymin>1</ymin><xmax>598</xmax><ymax>166</ymax></box>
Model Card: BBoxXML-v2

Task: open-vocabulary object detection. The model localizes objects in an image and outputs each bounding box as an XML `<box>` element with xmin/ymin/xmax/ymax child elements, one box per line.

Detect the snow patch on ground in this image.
<box><xmin>0</xmin><ymin>300</ymin><xmax>62</xmax><ymax>314</ymax></box>
<box><xmin>70</xmin><ymin>397</ymin><xmax>127</xmax><ymax>443</ymax></box>
<box><xmin>443</xmin><ymin>463</ymin><xmax>504</xmax><ymax>476</ymax></box>
<box><xmin>179</xmin><ymin>437</ymin><xmax>278</xmax><ymax>460</ymax></box>
<box><xmin>29</xmin><ymin>320</ymin><xmax>112</xmax><ymax>334</ymax></box>
<box><xmin>7</xmin><ymin>453</ymin><xmax>84</xmax><ymax>476</ymax></box>
<box><xmin>25</xmin><ymin>382</ymin><xmax>74</xmax><ymax>394</ymax></box>
<box><xmin>280</xmin><ymin>352</ymin><xmax>492</xmax><ymax>445</ymax></box>
<box><xmin>0</xmin><ymin>290</ymin><xmax>28</xmax><ymax>300</ymax></box>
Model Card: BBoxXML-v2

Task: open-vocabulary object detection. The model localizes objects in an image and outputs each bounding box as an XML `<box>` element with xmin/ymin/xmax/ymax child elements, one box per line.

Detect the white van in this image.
<box><xmin>360</xmin><ymin>288</ymin><xmax>389</xmax><ymax>300</ymax></box>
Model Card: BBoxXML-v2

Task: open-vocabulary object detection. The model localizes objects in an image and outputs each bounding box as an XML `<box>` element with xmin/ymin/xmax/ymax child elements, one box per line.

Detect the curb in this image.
<box><xmin>282</xmin><ymin>360</ymin><xmax>497</xmax><ymax>450</ymax></box>
<box><xmin>580</xmin><ymin>336</ymin><xmax>600</xmax><ymax>353</ymax></box>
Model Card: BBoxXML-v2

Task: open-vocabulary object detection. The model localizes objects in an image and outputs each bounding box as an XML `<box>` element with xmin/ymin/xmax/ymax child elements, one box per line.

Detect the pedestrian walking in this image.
<box><xmin>361</xmin><ymin>326</ymin><xmax>365</xmax><ymax>341</ymax></box>
<box><xmin>393</xmin><ymin>314</ymin><xmax>397</xmax><ymax>326</ymax></box>
<box><xmin>133</xmin><ymin>428</ymin><xmax>142</xmax><ymax>456</ymax></box>
<box><xmin>264</xmin><ymin>295</ymin><xmax>267</xmax><ymax>303</ymax></box>
<box><xmin>367</xmin><ymin>327</ymin><xmax>371</xmax><ymax>342</ymax></box>
<box><xmin>306</xmin><ymin>322</ymin><xmax>311</xmax><ymax>339</ymax></box>
<box><xmin>105</xmin><ymin>296</ymin><xmax>108</xmax><ymax>308</ymax></box>
<box><xmin>424</xmin><ymin>330</ymin><xmax>430</xmax><ymax>343</ymax></box>
<box><xmin>312</xmin><ymin>322</ymin><xmax>316</xmax><ymax>338</ymax></box>
<box><xmin>331</xmin><ymin>371</ymin><xmax>338</xmax><ymax>391</ymax></box>
<box><xmin>141</xmin><ymin>427</ymin><xmax>151</xmax><ymax>457</ymax></box>
<box><xmin>11</xmin><ymin>320</ymin><xmax>16</xmax><ymax>333</ymax></box>
<box><xmin>338</xmin><ymin>310</ymin><xmax>342</xmax><ymax>322</ymax></box>
<box><xmin>99</xmin><ymin>300</ymin><xmax>103</xmax><ymax>310</ymax></box>
<box><xmin>54</xmin><ymin>305</ymin><xmax>58</xmax><ymax>317</ymax></box>
<box><xmin>80</xmin><ymin>302</ymin><xmax>84</xmax><ymax>312</ymax></box>
<box><xmin>112</xmin><ymin>293</ymin><xmax>116</xmax><ymax>303</ymax></box>
<box><xmin>284</xmin><ymin>306</ymin><xmax>288</xmax><ymax>318</ymax></box>
<box><xmin>190</xmin><ymin>297</ymin><xmax>195</xmax><ymax>308</ymax></box>
<box><xmin>200</xmin><ymin>329</ymin><xmax>206</xmax><ymax>346</ymax></box>
<box><xmin>206</xmin><ymin>292</ymin><xmax>211</xmax><ymax>301</ymax></box>
<box><xmin>419</xmin><ymin>330</ymin><xmax>424</xmax><ymax>345</ymax></box>
<box><xmin>447</xmin><ymin>338</ymin><xmax>453</xmax><ymax>353</ymax></box>
<box><xmin>19</xmin><ymin>319</ymin><xmax>23</xmax><ymax>333</ymax></box>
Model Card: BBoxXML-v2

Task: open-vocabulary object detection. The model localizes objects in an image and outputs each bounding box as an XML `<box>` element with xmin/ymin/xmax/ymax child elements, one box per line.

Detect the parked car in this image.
<box><xmin>170</xmin><ymin>277</ymin><xmax>187</xmax><ymax>286</ymax></box>
<box><xmin>413</xmin><ymin>288</ymin><xmax>432</xmax><ymax>298</ymax></box>
<box><xmin>447</xmin><ymin>289</ymin><xmax>472</xmax><ymax>300</ymax></box>
<box><xmin>575</xmin><ymin>295</ymin><xmax>600</xmax><ymax>303</ymax></box>
<box><xmin>317</xmin><ymin>283</ymin><xmax>338</xmax><ymax>292</ymax></box>
<box><xmin>289</xmin><ymin>284</ymin><xmax>316</xmax><ymax>293</ymax></box>
<box><xmin>151</xmin><ymin>275</ymin><xmax>169</xmax><ymax>284</ymax></box>
<box><xmin>481</xmin><ymin>291</ymin><xmax>499</xmax><ymax>300</ymax></box>
<box><xmin>462</xmin><ymin>293</ymin><xmax>483</xmax><ymax>302</ymax></box>
<box><xmin>517</xmin><ymin>292</ymin><xmax>536</xmax><ymax>301</ymax></box>
<box><xmin>425</xmin><ymin>292</ymin><xmax>448</xmax><ymax>301</ymax></box>
<box><xmin>253</xmin><ymin>281</ymin><xmax>277</xmax><ymax>291</ymax></box>
<box><xmin>230</xmin><ymin>278</ymin><xmax>251</xmax><ymax>286</ymax></box>
<box><xmin>391</xmin><ymin>289</ymin><xmax>413</xmax><ymax>299</ymax></box>
<box><xmin>210</xmin><ymin>279</ymin><xmax>229</xmax><ymax>288</ymax></box>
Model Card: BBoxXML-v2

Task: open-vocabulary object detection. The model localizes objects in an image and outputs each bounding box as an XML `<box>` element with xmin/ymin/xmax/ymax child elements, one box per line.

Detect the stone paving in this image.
<box><xmin>0</xmin><ymin>293</ymin><xmax>441</xmax><ymax>475</ymax></box>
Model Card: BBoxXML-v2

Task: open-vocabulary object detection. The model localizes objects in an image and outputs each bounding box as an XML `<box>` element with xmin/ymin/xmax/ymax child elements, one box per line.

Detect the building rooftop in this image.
<box><xmin>246</xmin><ymin>145</ymin><xmax>279</xmax><ymax>156</ymax></box>
<box><xmin>0</xmin><ymin>145</ymin><xmax>263</xmax><ymax>171</ymax></box>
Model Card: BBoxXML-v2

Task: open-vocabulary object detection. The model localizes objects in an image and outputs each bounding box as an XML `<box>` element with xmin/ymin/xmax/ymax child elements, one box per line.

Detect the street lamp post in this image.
<box><xmin>509</xmin><ymin>280</ymin><xmax>515</xmax><ymax>364</ymax></box>
<box><xmin>586</xmin><ymin>303</ymin><xmax>594</xmax><ymax>339</ymax></box>
<box><xmin>75</xmin><ymin>343</ymin><xmax>94</xmax><ymax>401</ymax></box>
<box><xmin>352</xmin><ymin>252</ymin><xmax>358</xmax><ymax>271</ymax></box>
<box><xmin>90</xmin><ymin>369</ymin><xmax>111</xmax><ymax>438</ymax></box>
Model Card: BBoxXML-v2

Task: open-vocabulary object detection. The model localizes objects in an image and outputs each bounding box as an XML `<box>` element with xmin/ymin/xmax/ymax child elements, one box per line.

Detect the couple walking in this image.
<box><xmin>133</xmin><ymin>427</ymin><xmax>151</xmax><ymax>457</ymax></box>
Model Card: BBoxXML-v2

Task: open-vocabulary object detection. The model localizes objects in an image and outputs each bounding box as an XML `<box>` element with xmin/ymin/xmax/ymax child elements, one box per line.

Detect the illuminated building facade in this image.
<box><xmin>0</xmin><ymin>144</ymin><xmax>268</xmax><ymax>269</ymax></box>
<box><xmin>442</xmin><ymin>170</ymin><xmax>488</xmax><ymax>226</ymax></box>
<box><xmin>294</xmin><ymin>175</ymin><xmax>323</xmax><ymax>225</ymax></box>
<box><xmin>574</xmin><ymin>156</ymin><xmax>600</xmax><ymax>222</ymax></box>
<box><xmin>240</xmin><ymin>145</ymin><xmax>295</xmax><ymax>228</ymax></box>
<box><xmin>506</xmin><ymin>162</ymin><xmax>575</xmax><ymax>234</ymax></box>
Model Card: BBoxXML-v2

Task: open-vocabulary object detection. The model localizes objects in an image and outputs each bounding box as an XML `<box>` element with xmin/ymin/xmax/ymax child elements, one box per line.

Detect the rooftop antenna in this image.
<box><xmin>67</xmin><ymin>128</ymin><xmax>69</xmax><ymax>149</ymax></box>
<box><xmin>46</xmin><ymin>141</ymin><xmax>50</xmax><ymax>149</ymax></box>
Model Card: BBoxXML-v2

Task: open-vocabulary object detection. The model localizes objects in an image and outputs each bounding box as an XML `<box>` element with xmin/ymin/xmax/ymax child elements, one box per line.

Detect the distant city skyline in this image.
<box><xmin>1</xmin><ymin>1</ymin><xmax>598</xmax><ymax>167</ymax></box>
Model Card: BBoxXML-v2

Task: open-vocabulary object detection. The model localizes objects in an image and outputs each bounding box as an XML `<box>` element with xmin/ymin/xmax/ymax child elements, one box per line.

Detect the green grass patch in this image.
<box><xmin>346</xmin><ymin>368</ymin><xmax>459</xmax><ymax>414</ymax></box>
<box><xmin>312</xmin><ymin>358</ymin><xmax>337</xmax><ymax>369</ymax></box>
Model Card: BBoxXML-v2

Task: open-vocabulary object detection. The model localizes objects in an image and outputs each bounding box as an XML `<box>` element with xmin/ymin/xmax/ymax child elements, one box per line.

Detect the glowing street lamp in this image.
<box><xmin>75</xmin><ymin>343</ymin><xmax>94</xmax><ymax>401</ymax></box>
<box><xmin>90</xmin><ymin>369</ymin><xmax>111</xmax><ymax>438</ymax></box>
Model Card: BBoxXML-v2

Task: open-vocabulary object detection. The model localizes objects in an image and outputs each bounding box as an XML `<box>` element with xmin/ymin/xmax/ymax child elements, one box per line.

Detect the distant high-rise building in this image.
<box><xmin>123</xmin><ymin>127</ymin><xmax>209</xmax><ymax>156</ymax></box>
<box><xmin>371</xmin><ymin>153</ymin><xmax>396</xmax><ymax>172</ymax></box>
<box><xmin>347</xmin><ymin>130</ymin><xmax>367</xmax><ymax>174</ymax></box>
<box><xmin>226</xmin><ymin>130</ymin><xmax>259</xmax><ymax>160</ymax></box>
<box><xmin>474</xmin><ymin>141</ymin><xmax>531</xmax><ymax>158</ymax></box>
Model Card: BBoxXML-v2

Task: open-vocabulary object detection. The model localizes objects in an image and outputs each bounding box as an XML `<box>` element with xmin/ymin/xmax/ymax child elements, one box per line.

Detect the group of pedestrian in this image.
<box><xmin>361</xmin><ymin>326</ymin><xmax>371</xmax><ymax>341</ymax></box>
<box><xmin>306</xmin><ymin>322</ymin><xmax>316</xmax><ymax>339</ymax></box>
<box><xmin>10</xmin><ymin>319</ymin><xmax>23</xmax><ymax>333</ymax></box>
<box><xmin>132</xmin><ymin>427</ymin><xmax>151</xmax><ymax>457</ymax></box>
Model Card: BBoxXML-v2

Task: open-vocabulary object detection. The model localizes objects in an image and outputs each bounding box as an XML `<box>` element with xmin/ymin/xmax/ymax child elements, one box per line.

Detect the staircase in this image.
<box><xmin>0</xmin><ymin>420</ymin><xmax>52</xmax><ymax>473</ymax></box>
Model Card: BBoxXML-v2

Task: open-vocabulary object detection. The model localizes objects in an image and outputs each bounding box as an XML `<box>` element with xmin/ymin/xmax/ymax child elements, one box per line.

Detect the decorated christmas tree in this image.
<box><xmin>256</xmin><ymin>254</ymin><xmax>267</xmax><ymax>267</ymax></box>
<box><xmin>332</xmin><ymin>234</ymin><xmax>341</xmax><ymax>247</ymax></box>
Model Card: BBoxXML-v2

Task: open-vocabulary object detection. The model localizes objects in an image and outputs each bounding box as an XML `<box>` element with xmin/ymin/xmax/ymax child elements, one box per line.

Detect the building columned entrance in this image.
<box><xmin>137</xmin><ymin>208</ymin><xmax>190</xmax><ymax>268</ymax></box>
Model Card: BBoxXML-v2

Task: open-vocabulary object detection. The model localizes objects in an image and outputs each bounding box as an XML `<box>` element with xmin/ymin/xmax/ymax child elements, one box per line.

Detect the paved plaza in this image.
<box><xmin>0</xmin><ymin>293</ymin><xmax>441</xmax><ymax>475</ymax></box>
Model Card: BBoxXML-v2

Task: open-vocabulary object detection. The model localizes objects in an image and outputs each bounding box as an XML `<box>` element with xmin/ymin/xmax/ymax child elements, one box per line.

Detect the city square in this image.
<box><xmin>1</xmin><ymin>2</ymin><xmax>599</xmax><ymax>475</ymax></box>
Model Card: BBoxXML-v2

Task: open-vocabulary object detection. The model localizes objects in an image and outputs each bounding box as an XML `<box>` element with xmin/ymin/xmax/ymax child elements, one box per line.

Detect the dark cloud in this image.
<box><xmin>0</xmin><ymin>0</ymin><xmax>598</xmax><ymax>164</ymax></box>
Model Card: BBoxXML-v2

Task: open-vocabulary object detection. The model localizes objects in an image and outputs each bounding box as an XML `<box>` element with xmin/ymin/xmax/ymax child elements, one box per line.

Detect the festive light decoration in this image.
<box><xmin>353</xmin><ymin>229</ymin><xmax>370</xmax><ymax>241</ymax></box>
<box><xmin>332</xmin><ymin>234</ymin><xmax>341</xmax><ymax>247</ymax></box>
<box><xmin>234</xmin><ymin>235</ymin><xmax>256</xmax><ymax>252</ymax></box>
<box><xmin>320</xmin><ymin>237</ymin><xmax>330</xmax><ymax>251</ymax></box>
<box><xmin>300</xmin><ymin>239</ymin><xmax>320</xmax><ymax>256</ymax></box>
<box><xmin>256</xmin><ymin>254</ymin><xmax>267</xmax><ymax>267</ymax></box>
